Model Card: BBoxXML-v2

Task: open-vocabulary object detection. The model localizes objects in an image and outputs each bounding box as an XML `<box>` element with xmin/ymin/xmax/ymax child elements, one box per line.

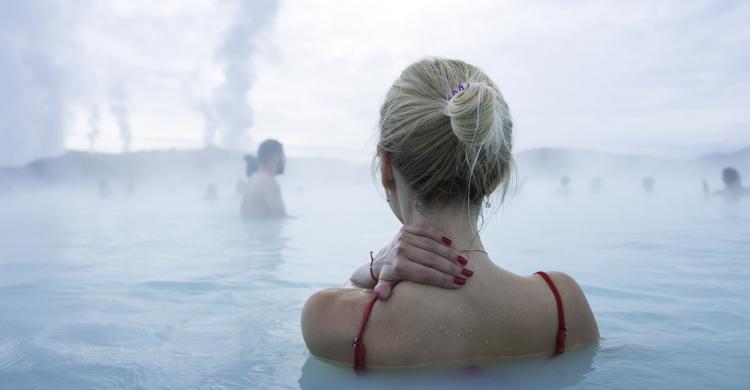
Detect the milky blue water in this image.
<box><xmin>0</xmin><ymin>181</ymin><xmax>748</xmax><ymax>389</ymax></box>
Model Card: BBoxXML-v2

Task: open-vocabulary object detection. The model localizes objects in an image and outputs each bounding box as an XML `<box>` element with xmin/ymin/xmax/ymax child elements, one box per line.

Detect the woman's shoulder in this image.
<box><xmin>535</xmin><ymin>271</ymin><xmax>600</xmax><ymax>347</ymax></box>
<box><xmin>302</xmin><ymin>284</ymin><xmax>469</xmax><ymax>367</ymax></box>
<box><xmin>301</xmin><ymin>288</ymin><xmax>374</xmax><ymax>364</ymax></box>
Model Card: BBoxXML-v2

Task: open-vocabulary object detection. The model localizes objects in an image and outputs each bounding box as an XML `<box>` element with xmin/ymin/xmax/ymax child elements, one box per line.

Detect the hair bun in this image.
<box><xmin>377</xmin><ymin>58</ymin><xmax>513</xmax><ymax>207</ymax></box>
<box><xmin>445</xmin><ymin>81</ymin><xmax>499</xmax><ymax>146</ymax></box>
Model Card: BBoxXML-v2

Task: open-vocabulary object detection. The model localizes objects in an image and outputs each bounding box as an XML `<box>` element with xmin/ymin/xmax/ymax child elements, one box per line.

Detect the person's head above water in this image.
<box><xmin>376</xmin><ymin>58</ymin><xmax>513</xmax><ymax>220</ymax></box>
<box><xmin>722</xmin><ymin>167</ymin><xmax>741</xmax><ymax>188</ymax></box>
<box><xmin>642</xmin><ymin>177</ymin><xmax>655</xmax><ymax>192</ymax></box>
<box><xmin>245</xmin><ymin>139</ymin><xmax>285</xmax><ymax>177</ymax></box>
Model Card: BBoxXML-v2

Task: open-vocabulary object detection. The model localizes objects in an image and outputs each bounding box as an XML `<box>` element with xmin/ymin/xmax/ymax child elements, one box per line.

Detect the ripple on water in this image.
<box><xmin>1</xmin><ymin>188</ymin><xmax>748</xmax><ymax>389</ymax></box>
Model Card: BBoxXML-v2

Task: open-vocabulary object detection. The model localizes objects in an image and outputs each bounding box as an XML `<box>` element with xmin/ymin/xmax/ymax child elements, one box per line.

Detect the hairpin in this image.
<box><xmin>448</xmin><ymin>83</ymin><xmax>467</xmax><ymax>100</ymax></box>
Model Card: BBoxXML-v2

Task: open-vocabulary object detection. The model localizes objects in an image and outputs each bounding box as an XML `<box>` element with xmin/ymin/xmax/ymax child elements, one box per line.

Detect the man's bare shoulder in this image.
<box><xmin>246</xmin><ymin>172</ymin><xmax>271</xmax><ymax>185</ymax></box>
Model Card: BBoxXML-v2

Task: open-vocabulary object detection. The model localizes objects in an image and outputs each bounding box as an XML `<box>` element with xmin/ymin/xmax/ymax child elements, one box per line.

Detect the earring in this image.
<box><xmin>485</xmin><ymin>198</ymin><xmax>491</xmax><ymax>208</ymax></box>
<box><xmin>385</xmin><ymin>188</ymin><xmax>391</xmax><ymax>202</ymax></box>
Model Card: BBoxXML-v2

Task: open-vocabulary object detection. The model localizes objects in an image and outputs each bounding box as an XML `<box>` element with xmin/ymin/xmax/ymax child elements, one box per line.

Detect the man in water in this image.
<box><xmin>642</xmin><ymin>177</ymin><xmax>655</xmax><ymax>194</ymax></box>
<box><xmin>203</xmin><ymin>182</ymin><xmax>218</xmax><ymax>201</ymax></box>
<box><xmin>714</xmin><ymin>167</ymin><xmax>750</xmax><ymax>201</ymax></box>
<box><xmin>98</xmin><ymin>179</ymin><xmax>112</xmax><ymax>198</ymax></box>
<box><xmin>557</xmin><ymin>175</ymin><xmax>571</xmax><ymax>196</ymax></box>
<box><xmin>241</xmin><ymin>139</ymin><xmax>288</xmax><ymax>219</ymax></box>
<box><xmin>589</xmin><ymin>177</ymin><xmax>603</xmax><ymax>194</ymax></box>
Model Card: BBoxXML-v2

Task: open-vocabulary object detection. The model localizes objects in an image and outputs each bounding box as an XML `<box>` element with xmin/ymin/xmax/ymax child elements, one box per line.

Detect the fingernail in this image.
<box><xmin>442</xmin><ymin>236</ymin><xmax>452</xmax><ymax>246</ymax></box>
<box><xmin>454</xmin><ymin>276</ymin><xmax>466</xmax><ymax>285</ymax></box>
<box><xmin>461</xmin><ymin>268</ymin><xmax>474</xmax><ymax>277</ymax></box>
<box><xmin>457</xmin><ymin>255</ymin><xmax>468</xmax><ymax>265</ymax></box>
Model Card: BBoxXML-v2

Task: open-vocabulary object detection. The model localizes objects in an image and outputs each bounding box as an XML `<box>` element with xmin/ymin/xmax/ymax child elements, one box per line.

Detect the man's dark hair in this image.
<box><xmin>245</xmin><ymin>139</ymin><xmax>283</xmax><ymax>177</ymax></box>
<box><xmin>722</xmin><ymin>167</ymin><xmax>740</xmax><ymax>187</ymax></box>
<box><xmin>258</xmin><ymin>139</ymin><xmax>283</xmax><ymax>164</ymax></box>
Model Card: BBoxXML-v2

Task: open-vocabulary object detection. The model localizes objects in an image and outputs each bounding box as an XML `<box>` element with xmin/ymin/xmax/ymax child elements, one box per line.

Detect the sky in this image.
<box><xmin>1</xmin><ymin>0</ymin><xmax>749</xmax><ymax>166</ymax></box>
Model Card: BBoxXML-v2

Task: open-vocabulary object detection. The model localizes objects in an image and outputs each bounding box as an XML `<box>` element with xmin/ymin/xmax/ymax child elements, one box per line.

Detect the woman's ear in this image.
<box><xmin>380</xmin><ymin>153</ymin><xmax>395</xmax><ymax>190</ymax></box>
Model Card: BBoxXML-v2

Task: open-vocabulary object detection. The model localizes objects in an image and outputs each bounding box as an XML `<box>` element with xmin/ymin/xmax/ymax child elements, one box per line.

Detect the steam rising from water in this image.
<box><xmin>110</xmin><ymin>85</ymin><xmax>132</xmax><ymax>153</ymax></box>
<box><xmin>0</xmin><ymin>1</ymin><xmax>280</xmax><ymax>166</ymax></box>
<box><xmin>87</xmin><ymin>106</ymin><xmax>101</xmax><ymax>153</ymax></box>
<box><xmin>0</xmin><ymin>2</ymin><xmax>70</xmax><ymax>166</ymax></box>
<box><xmin>202</xmin><ymin>0</ymin><xmax>279</xmax><ymax>148</ymax></box>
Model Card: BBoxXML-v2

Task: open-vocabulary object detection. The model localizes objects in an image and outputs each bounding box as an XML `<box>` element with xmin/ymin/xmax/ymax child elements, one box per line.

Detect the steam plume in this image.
<box><xmin>110</xmin><ymin>85</ymin><xmax>132</xmax><ymax>153</ymax></box>
<box><xmin>87</xmin><ymin>105</ymin><xmax>100</xmax><ymax>152</ymax></box>
<box><xmin>0</xmin><ymin>2</ymin><xmax>70</xmax><ymax>166</ymax></box>
<box><xmin>202</xmin><ymin>0</ymin><xmax>279</xmax><ymax>149</ymax></box>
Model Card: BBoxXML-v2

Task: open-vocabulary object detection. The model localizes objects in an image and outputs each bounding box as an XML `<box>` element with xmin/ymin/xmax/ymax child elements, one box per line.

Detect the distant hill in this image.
<box><xmin>0</xmin><ymin>147</ymin><xmax>244</xmax><ymax>186</ymax></box>
<box><xmin>1</xmin><ymin>146</ymin><xmax>748</xmax><ymax>186</ymax></box>
<box><xmin>698</xmin><ymin>146</ymin><xmax>750</xmax><ymax>170</ymax></box>
<box><xmin>514</xmin><ymin>148</ymin><xmax>674</xmax><ymax>178</ymax></box>
<box><xmin>514</xmin><ymin>146</ymin><xmax>750</xmax><ymax>178</ymax></box>
<box><xmin>23</xmin><ymin>147</ymin><xmax>243</xmax><ymax>181</ymax></box>
<box><xmin>0</xmin><ymin>147</ymin><xmax>367</xmax><ymax>187</ymax></box>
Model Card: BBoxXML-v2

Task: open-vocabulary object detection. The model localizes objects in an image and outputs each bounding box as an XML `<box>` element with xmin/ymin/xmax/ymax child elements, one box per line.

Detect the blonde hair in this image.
<box><xmin>377</xmin><ymin>58</ymin><xmax>513</xmax><ymax>209</ymax></box>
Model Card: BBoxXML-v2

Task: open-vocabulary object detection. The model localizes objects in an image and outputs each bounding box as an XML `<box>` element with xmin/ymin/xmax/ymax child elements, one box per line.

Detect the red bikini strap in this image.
<box><xmin>535</xmin><ymin>271</ymin><xmax>567</xmax><ymax>356</ymax></box>
<box><xmin>353</xmin><ymin>292</ymin><xmax>379</xmax><ymax>372</ymax></box>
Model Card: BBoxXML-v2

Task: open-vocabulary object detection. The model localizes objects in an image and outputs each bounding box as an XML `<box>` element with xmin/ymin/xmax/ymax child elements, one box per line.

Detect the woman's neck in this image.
<box><xmin>402</xmin><ymin>203</ymin><xmax>486</xmax><ymax>254</ymax></box>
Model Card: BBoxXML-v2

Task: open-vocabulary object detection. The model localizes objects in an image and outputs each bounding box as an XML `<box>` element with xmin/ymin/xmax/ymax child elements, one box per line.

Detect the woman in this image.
<box><xmin>301</xmin><ymin>58</ymin><xmax>599</xmax><ymax>369</ymax></box>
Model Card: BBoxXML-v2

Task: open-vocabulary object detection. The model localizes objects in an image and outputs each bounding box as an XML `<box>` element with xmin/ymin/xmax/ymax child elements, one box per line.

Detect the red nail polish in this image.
<box><xmin>454</xmin><ymin>276</ymin><xmax>466</xmax><ymax>285</ymax></box>
<box><xmin>442</xmin><ymin>237</ymin><xmax>452</xmax><ymax>246</ymax></box>
<box><xmin>457</xmin><ymin>255</ymin><xmax>468</xmax><ymax>265</ymax></box>
<box><xmin>461</xmin><ymin>268</ymin><xmax>474</xmax><ymax>277</ymax></box>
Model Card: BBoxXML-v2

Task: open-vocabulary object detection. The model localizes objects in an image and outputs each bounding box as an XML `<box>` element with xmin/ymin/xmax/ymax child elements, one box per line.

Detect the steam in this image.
<box><xmin>87</xmin><ymin>106</ymin><xmax>100</xmax><ymax>153</ymax></box>
<box><xmin>200</xmin><ymin>101</ymin><xmax>218</xmax><ymax>147</ymax></box>
<box><xmin>110</xmin><ymin>85</ymin><xmax>132</xmax><ymax>153</ymax></box>
<box><xmin>202</xmin><ymin>0</ymin><xmax>279</xmax><ymax>149</ymax></box>
<box><xmin>0</xmin><ymin>2</ymin><xmax>70</xmax><ymax>166</ymax></box>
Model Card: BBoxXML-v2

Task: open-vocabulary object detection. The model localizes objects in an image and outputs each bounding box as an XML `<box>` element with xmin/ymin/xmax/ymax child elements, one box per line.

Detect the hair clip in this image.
<box><xmin>448</xmin><ymin>83</ymin><xmax>467</xmax><ymax>100</ymax></box>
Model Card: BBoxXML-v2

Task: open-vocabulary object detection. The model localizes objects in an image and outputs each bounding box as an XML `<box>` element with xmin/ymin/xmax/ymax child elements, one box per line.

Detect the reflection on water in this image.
<box><xmin>298</xmin><ymin>346</ymin><xmax>597</xmax><ymax>390</ymax></box>
<box><xmin>0</xmin><ymin>184</ymin><xmax>748</xmax><ymax>389</ymax></box>
<box><xmin>243</xmin><ymin>218</ymin><xmax>285</xmax><ymax>265</ymax></box>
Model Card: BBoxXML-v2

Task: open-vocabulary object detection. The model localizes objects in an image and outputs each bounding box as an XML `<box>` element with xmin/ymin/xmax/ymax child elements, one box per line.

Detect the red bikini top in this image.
<box><xmin>352</xmin><ymin>271</ymin><xmax>567</xmax><ymax>372</ymax></box>
<box><xmin>534</xmin><ymin>271</ymin><xmax>567</xmax><ymax>356</ymax></box>
<box><xmin>352</xmin><ymin>292</ymin><xmax>379</xmax><ymax>372</ymax></box>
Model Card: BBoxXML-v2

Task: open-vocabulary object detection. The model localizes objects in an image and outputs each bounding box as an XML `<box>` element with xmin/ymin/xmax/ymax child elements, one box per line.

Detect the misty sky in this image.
<box><xmin>1</xmin><ymin>0</ymin><xmax>749</xmax><ymax>166</ymax></box>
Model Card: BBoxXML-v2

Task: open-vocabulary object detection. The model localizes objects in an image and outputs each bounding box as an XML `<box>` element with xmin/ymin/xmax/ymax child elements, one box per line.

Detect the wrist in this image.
<box><xmin>369</xmin><ymin>251</ymin><xmax>378</xmax><ymax>281</ymax></box>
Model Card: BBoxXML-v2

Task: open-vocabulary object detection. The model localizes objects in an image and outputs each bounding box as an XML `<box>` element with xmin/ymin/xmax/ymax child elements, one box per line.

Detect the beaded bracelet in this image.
<box><xmin>369</xmin><ymin>251</ymin><xmax>378</xmax><ymax>282</ymax></box>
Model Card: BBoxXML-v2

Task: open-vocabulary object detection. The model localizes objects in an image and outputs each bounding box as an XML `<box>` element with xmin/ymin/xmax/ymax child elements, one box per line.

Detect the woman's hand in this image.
<box><xmin>372</xmin><ymin>224</ymin><xmax>473</xmax><ymax>300</ymax></box>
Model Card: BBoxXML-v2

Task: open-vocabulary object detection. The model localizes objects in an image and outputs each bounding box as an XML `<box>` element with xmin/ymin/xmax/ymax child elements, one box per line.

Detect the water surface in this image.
<box><xmin>0</xmin><ymin>183</ymin><xmax>748</xmax><ymax>389</ymax></box>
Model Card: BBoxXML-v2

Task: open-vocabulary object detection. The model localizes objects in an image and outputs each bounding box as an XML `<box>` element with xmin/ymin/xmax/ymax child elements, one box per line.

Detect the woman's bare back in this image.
<box><xmin>301</xmin><ymin>256</ymin><xmax>599</xmax><ymax>368</ymax></box>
